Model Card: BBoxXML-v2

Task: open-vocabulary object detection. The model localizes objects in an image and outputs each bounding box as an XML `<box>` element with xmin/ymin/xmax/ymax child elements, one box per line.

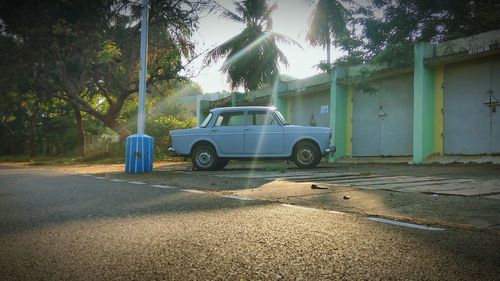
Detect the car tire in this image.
<box><xmin>215</xmin><ymin>158</ymin><xmax>229</xmax><ymax>170</ymax></box>
<box><xmin>192</xmin><ymin>144</ymin><xmax>218</xmax><ymax>171</ymax></box>
<box><xmin>293</xmin><ymin>141</ymin><xmax>321</xmax><ymax>169</ymax></box>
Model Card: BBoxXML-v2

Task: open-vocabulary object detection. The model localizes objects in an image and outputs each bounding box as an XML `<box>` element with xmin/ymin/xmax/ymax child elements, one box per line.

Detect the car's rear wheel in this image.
<box><xmin>192</xmin><ymin>144</ymin><xmax>218</xmax><ymax>171</ymax></box>
<box><xmin>293</xmin><ymin>141</ymin><xmax>321</xmax><ymax>169</ymax></box>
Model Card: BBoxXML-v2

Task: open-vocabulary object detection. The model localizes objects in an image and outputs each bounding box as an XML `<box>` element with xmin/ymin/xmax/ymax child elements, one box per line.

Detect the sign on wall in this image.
<box><xmin>320</xmin><ymin>105</ymin><xmax>329</xmax><ymax>114</ymax></box>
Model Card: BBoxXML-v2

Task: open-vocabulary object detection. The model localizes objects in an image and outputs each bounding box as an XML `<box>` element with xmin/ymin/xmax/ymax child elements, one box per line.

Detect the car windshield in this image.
<box><xmin>200</xmin><ymin>113</ymin><xmax>213</xmax><ymax>128</ymax></box>
<box><xmin>275</xmin><ymin>110</ymin><xmax>288</xmax><ymax>125</ymax></box>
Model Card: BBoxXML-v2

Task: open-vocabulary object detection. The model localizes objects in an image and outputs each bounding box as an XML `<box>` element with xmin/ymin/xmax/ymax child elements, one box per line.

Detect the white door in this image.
<box><xmin>352</xmin><ymin>74</ymin><xmax>413</xmax><ymax>156</ymax></box>
<box><xmin>444</xmin><ymin>58</ymin><xmax>500</xmax><ymax>154</ymax></box>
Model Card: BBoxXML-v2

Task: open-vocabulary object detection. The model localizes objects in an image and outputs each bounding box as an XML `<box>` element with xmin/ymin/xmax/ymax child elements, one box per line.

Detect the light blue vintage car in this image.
<box><xmin>169</xmin><ymin>106</ymin><xmax>335</xmax><ymax>170</ymax></box>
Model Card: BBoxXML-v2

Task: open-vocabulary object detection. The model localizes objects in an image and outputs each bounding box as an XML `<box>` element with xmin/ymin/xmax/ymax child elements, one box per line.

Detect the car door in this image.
<box><xmin>244</xmin><ymin>110</ymin><xmax>285</xmax><ymax>156</ymax></box>
<box><xmin>210</xmin><ymin>111</ymin><xmax>245</xmax><ymax>155</ymax></box>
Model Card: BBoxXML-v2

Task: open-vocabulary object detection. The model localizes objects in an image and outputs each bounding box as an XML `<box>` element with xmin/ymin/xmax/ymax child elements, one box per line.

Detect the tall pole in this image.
<box><xmin>125</xmin><ymin>0</ymin><xmax>154</xmax><ymax>174</ymax></box>
<box><xmin>137</xmin><ymin>0</ymin><xmax>149</xmax><ymax>134</ymax></box>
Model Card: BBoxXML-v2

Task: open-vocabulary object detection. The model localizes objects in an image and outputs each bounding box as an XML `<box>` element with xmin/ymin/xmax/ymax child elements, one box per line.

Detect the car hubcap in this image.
<box><xmin>298</xmin><ymin>149</ymin><xmax>313</xmax><ymax>164</ymax></box>
<box><xmin>197</xmin><ymin>151</ymin><xmax>212</xmax><ymax>167</ymax></box>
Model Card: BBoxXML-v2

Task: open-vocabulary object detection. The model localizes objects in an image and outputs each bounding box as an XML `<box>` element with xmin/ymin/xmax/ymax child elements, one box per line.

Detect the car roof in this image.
<box><xmin>210</xmin><ymin>106</ymin><xmax>276</xmax><ymax>113</ymax></box>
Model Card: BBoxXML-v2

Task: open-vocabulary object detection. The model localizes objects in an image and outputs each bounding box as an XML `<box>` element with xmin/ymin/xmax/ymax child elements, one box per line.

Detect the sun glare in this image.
<box><xmin>193</xmin><ymin>0</ymin><xmax>331</xmax><ymax>93</ymax></box>
<box><xmin>220</xmin><ymin>32</ymin><xmax>271</xmax><ymax>71</ymax></box>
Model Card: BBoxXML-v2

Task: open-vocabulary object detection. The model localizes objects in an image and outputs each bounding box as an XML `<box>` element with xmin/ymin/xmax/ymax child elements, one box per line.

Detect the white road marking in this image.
<box><xmin>281</xmin><ymin>204</ymin><xmax>318</xmax><ymax>211</ymax></box>
<box><xmin>222</xmin><ymin>195</ymin><xmax>255</xmax><ymax>201</ymax></box>
<box><xmin>180</xmin><ymin>189</ymin><xmax>206</xmax><ymax>194</ymax></box>
<box><xmin>150</xmin><ymin>184</ymin><xmax>175</xmax><ymax>189</ymax></box>
<box><xmin>367</xmin><ymin>217</ymin><xmax>445</xmax><ymax>231</ymax></box>
<box><xmin>329</xmin><ymin>210</ymin><xmax>345</xmax><ymax>215</ymax></box>
<box><xmin>81</xmin><ymin>174</ymin><xmax>92</xmax><ymax>177</ymax></box>
<box><xmin>128</xmin><ymin>181</ymin><xmax>147</xmax><ymax>185</ymax></box>
<box><xmin>94</xmin><ymin>176</ymin><xmax>107</xmax><ymax>180</ymax></box>
<box><xmin>109</xmin><ymin>179</ymin><xmax>124</xmax><ymax>182</ymax></box>
<box><xmin>175</xmin><ymin>171</ymin><xmax>194</xmax><ymax>175</ymax></box>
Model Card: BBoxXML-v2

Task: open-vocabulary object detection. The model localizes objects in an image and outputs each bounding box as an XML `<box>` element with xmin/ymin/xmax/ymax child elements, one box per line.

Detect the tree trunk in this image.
<box><xmin>104</xmin><ymin>118</ymin><xmax>131</xmax><ymax>142</ymax></box>
<box><xmin>73</xmin><ymin>105</ymin><xmax>86</xmax><ymax>157</ymax></box>
<box><xmin>326</xmin><ymin>35</ymin><xmax>331</xmax><ymax>74</ymax></box>
<box><xmin>5</xmin><ymin>127</ymin><xmax>17</xmax><ymax>155</ymax></box>
<box><xmin>29</xmin><ymin>117</ymin><xmax>36</xmax><ymax>159</ymax></box>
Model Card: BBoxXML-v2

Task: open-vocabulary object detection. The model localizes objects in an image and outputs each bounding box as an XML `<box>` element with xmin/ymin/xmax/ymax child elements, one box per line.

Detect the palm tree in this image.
<box><xmin>204</xmin><ymin>0</ymin><xmax>299</xmax><ymax>91</ymax></box>
<box><xmin>306</xmin><ymin>0</ymin><xmax>350</xmax><ymax>72</ymax></box>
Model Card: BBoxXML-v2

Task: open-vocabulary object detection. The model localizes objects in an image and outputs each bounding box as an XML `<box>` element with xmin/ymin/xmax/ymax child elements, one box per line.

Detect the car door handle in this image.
<box><xmin>245</xmin><ymin>128</ymin><xmax>252</xmax><ymax>131</ymax></box>
<box><xmin>210</xmin><ymin>129</ymin><xmax>219</xmax><ymax>132</ymax></box>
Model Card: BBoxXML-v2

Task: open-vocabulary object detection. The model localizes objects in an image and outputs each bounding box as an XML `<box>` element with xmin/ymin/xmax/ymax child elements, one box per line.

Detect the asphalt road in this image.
<box><xmin>1</xmin><ymin>166</ymin><xmax>499</xmax><ymax>280</ymax></box>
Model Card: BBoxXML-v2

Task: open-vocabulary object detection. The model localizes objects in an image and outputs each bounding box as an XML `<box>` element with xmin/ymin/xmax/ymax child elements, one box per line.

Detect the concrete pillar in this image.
<box><xmin>345</xmin><ymin>85</ymin><xmax>354</xmax><ymax>156</ymax></box>
<box><xmin>196</xmin><ymin>95</ymin><xmax>202</xmax><ymax>127</ymax></box>
<box><xmin>329</xmin><ymin>69</ymin><xmax>348</xmax><ymax>162</ymax></box>
<box><xmin>231</xmin><ymin>94</ymin><xmax>237</xmax><ymax>107</ymax></box>
<box><xmin>270</xmin><ymin>77</ymin><xmax>290</xmax><ymax>122</ymax></box>
<box><xmin>413</xmin><ymin>42</ymin><xmax>436</xmax><ymax>163</ymax></box>
<box><xmin>198</xmin><ymin>100</ymin><xmax>210</xmax><ymax>126</ymax></box>
<box><xmin>276</xmin><ymin>96</ymin><xmax>289</xmax><ymax>121</ymax></box>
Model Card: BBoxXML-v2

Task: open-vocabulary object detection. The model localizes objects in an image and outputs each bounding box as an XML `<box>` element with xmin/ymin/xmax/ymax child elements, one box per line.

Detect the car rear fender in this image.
<box><xmin>189</xmin><ymin>139</ymin><xmax>220</xmax><ymax>156</ymax></box>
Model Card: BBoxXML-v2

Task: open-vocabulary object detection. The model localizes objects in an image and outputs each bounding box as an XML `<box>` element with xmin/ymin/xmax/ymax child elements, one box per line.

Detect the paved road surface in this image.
<box><xmin>1</xmin><ymin>166</ymin><xmax>499</xmax><ymax>280</ymax></box>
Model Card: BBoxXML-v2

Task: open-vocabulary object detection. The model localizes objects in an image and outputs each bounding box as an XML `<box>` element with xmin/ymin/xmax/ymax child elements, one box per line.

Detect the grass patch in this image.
<box><xmin>80</xmin><ymin>151</ymin><xmax>123</xmax><ymax>164</ymax></box>
<box><xmin>0</xmin><ymin>155</ymin><xmax>78</xmax><ymax>165</ymax></box>
<box><xmin>0</xmin><ymin>153</ymin><xmax>123</xmax><ymax>165</ymax></box>
<box><xmin>262</xmin><ymin>164</ymin><xmax>288</xmax><ymax>173</ymax></box>
<box><xmin>0</xmin><ymin>155</ymin><xmax>32</xmax><ymax>162</ymax></box>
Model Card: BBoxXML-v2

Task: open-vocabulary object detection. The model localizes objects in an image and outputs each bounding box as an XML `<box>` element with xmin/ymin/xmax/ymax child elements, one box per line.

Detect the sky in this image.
<box><xmin>189</xmin><ymin>0</ymin><xmax>341</xmax><ymax>93</ymax></box>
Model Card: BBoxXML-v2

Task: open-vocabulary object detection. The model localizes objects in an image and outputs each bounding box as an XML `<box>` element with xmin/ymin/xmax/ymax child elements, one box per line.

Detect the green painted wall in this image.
<box><xmin>276</xmin><ymin>96</ymin><xmax>289</xmax><ymax>121</ymax></box>
<box><xmin>231</xmin><ymin>94</ymin><xmax>237</xmax><ymax>106</ymax></box>
<box><xmin>413</xmin><ymin>42</ymin><xmax>436</xmax><ymax>163</ymax></box>
<box><xmin>198</xmin><ymin>100</ymin><xmax>210</xmax><ymax>125</ymax></box>
<box><xmin>345</xmin><ymin>86</ymin><xmax>353</xmax><ymax>156</ymax></box>
<box><xmin>329</xmin><ymin>70</ymin><xmax>348</xmax><ymax>162</ymax></box>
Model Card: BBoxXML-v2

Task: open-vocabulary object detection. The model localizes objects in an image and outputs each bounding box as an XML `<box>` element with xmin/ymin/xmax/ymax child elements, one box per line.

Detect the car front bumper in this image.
<box><xmin>325</xmin><ymin>146</ymin><xmax>336</xmax><ymax>155</ymax></box>
<box><xmin>168</xmin><ymin>147</ymin><xmax>180</xmax><ymax>157</ymax></box>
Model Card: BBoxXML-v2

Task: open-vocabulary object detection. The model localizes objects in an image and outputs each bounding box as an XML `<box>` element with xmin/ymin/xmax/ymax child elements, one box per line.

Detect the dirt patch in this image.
<box><xmin>234</xmin><ymin>180</ymin><xmax>500</xmax><ymax>231</ymax></box>
<box><xmin>15</xmin><ymin>161</ymin><xmax>188</xmax><ymax>174</ymax></box>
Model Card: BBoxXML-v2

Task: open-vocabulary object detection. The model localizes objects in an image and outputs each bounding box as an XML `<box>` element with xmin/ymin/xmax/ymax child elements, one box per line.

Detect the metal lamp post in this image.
<box><xmin>125</xmin><ymin>0</ymin><xmax>154</xmax><ymax>173</ymax></box>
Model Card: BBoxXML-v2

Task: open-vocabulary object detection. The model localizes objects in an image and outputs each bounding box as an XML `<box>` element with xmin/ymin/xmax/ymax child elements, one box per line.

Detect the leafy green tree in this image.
<box><xmin>0</xmin><ymin>0</ymin><xmax>209</xmax><ymax>142</ymax></box>
<box><xmin>116</xmin><ymin>80</ymin><xmax>197</xmax><ymax>159</ymax></box>
<box><xmin>349</xmin><ymin>0</ymin><xmax>500</xmax><ymax>67</ymax></box>
<box><xmin>0</xmin><ymin>91</ymin><xmax>28</xmax><ymax>155</ymax></box>
<box><xmin>306</xmin><ymin>0</ymin><xmax>350</xmax><ymax>72</ymax></box>
<box><xmin>204</xmin><ymin>0</ymin><xmax>299</xmax><ymax>91</ymax></box>
<box><xmin>0</xmin><ymin>33</ymin><xmax>58</xmax><ymax>158</ymax></box>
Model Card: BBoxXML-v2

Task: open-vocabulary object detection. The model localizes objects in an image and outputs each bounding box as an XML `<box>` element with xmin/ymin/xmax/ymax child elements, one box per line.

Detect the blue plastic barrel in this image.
<box><xmin>125</xmin><ymin>134</ymin><xmax>154</xmax><ymax>173</ymax></box>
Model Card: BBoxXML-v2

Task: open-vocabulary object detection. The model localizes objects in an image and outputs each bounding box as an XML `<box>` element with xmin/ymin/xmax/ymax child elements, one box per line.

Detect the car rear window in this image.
<box><xmin>247</xmin><ymin>111</ymin><xmax>278</xmax><ymax>126</ymax></box>
<box><xmin>215</xmin><ymin>112</ymin><xmax>245</xmax><ymax>126</ymax></box>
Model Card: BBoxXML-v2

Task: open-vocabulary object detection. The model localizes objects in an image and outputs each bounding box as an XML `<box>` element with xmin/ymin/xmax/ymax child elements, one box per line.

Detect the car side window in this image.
<box><xmin>247</xmin><ymin>111</ymin><xmax>278</xmax><ymax>126</ymax></box>
<box><xmin>215</xmin><ymin>112</ymin><xmax>245</xmax><ymax>127</ymax></box>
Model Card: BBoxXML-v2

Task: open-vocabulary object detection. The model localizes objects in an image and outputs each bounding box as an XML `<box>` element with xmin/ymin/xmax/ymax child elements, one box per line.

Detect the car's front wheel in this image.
<box><xmin>293</xmin><ymin>141</ymin><xmax>321</xmax><ymax>169</ymax></box>
<box><xmin>192</xmin><ymin>144</ymin><xmax>218</xmax><ymax>171</ymax></box>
